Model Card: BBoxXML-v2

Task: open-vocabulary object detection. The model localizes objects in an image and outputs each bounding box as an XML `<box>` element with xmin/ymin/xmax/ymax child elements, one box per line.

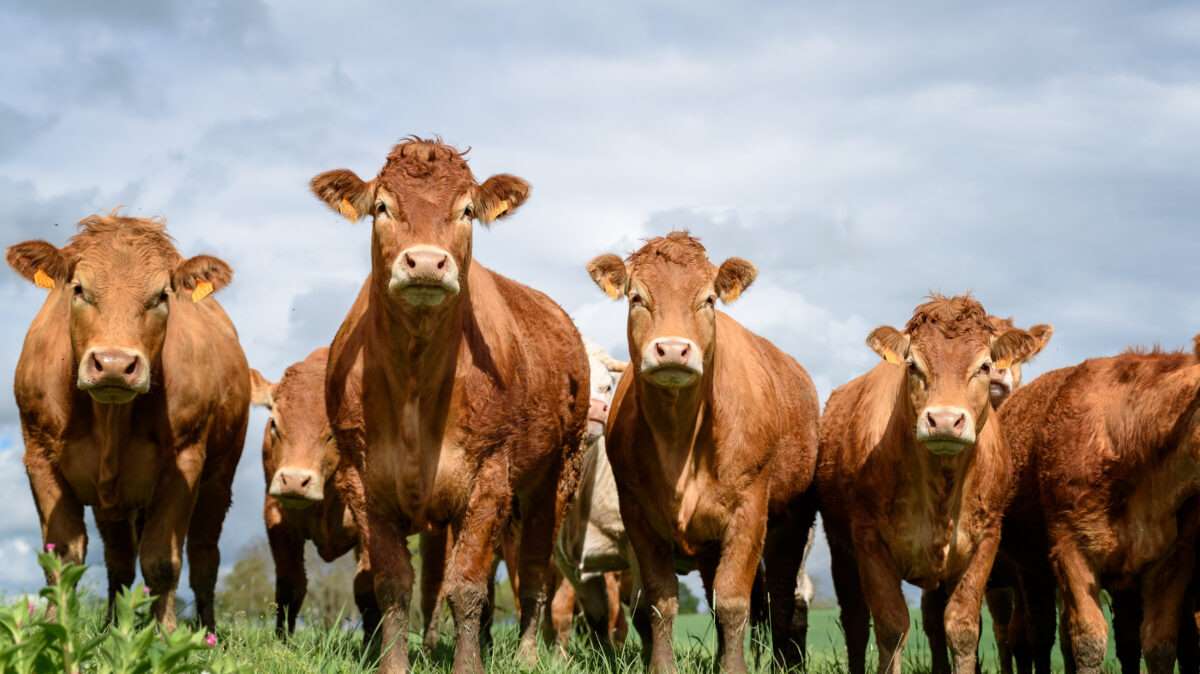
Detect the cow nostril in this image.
<box><xmin>124</xmin><ymin>359</ymin><xmax>137</xmax><ymax>376</ymax></box>
<box><xmin>954</xmin><ymin>414</ymin><xmax>966</xmax><ymax>430</ymax></box>
<box><xmin>927</xmin><ymin>411</ymin><xmax>938</xmax><ymax>429</ymax></box>
<box><xmin>91</xmin><ymin>353</ymin><xmax>104</xmax><ymax>374</ymax></box>
<box><xmin>405</xmin><ymin>253</ymin><xmax>417</xmax><ymax>269</ymax></box>
<box><xmin>300</xmin><ymin>476</ymin><xmax>311</xmax><ymax>488</ymax></box>
<box><xmin>279</xmin><ymin>474</ymin><xmax>289</xmax><ymax>486</ymax></box>
<box><xmin>656</xmin><ymin>343</ymin><xmax>666</xmax><ymax>357</ymax></box>
<box><xmin>680</xmin><ymin>345</ymin><xmax>689</xmax><ymax>359</ymax></box>
<box><xmin>436</xmin><ymin>256</ymin><xmax>446</xmax><ymax>270</ymax></box>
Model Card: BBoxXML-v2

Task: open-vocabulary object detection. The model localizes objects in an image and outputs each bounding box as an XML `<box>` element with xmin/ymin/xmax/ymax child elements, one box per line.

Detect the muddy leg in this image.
<box><xmin>1053</xmin><ymin>542</ymin><xmax>1108</xmax><ymax>674</ymax></box>
<box><xmin>369</xmin><ymin>511</ymin><xmax>414</xmax><ymax>674</ymax></box>
<box><xmin>514</xmin><ymin>479</ymin><xmax>560</xmax><ymax>668</ymax></box>
<box><xmin>1140</xmin><ymin>543</ymin><xmax>1194</xmax><ymax>674</ymax></box>
<box><xmin>943</xmin><ymin>535</ymin><xmax>999</xmax><ymax>674</ymax></box>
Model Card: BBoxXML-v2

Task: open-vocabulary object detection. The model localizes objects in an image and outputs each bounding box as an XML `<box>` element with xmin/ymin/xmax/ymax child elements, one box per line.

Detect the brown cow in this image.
<box><xmin>817</xmin><ymin>295</ymin><xmax>1043</xmax><ymax>674</ymax></box>
<box><xmin>997</xmin><ymin>335</ymin><xmax>1200</xmax><ymax>674</ymax></box>
<box><xmin>918</xmin><ymin>316</ymin><xmax>1053</xmax><ymax>674</ymax></box>
<box><xmin>587</xmin><ymin>231</ymin><xmax>819</xmax><ymax>673</ymax></box>
<box><xmin>312</xmin><ymin>138</ymin><xmax>589</xmax><ymax>674</ymax></box>
<box><xmin>6</xmin><ymin>213</ymin><xmax>249</xmax><ymax>631</ymax></box>
<box><xmin>249</xmin><ymin>347</ymin><xmax>379</xmax><ymax>639</ymax></box>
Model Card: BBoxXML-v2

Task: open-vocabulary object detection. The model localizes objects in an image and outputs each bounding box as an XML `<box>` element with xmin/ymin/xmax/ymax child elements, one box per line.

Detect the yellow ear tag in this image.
<box><xmin>337</xmin><ymin>198</ymin><xmax>359</xmax><ymax>221</ymax></box>
<box><xmin>883</xmin><ymin>350</ymin><xmax>903</xmax><ymax>365</ymax></box>
<box><xmin>191</xmin><ymin>281</ymin><xmax>214</xmax><ymax>303</ymax></box>
<box><xmin>33</xmin><ymin>269</ymin><xmax>55</xmax><ymax>289</ymax></box>
<box><xmin>486</xmin><ymin>200</ymin><xmax>510</xmax><ymax>221</ymax></box>
<box><xmin>600</xmin><ymin>278</ymin><xmax>621</xmax><ymax>299</ymax></box>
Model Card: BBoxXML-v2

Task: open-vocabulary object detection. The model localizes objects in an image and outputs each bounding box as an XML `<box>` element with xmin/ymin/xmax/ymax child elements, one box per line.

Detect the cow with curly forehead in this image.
<box><xmin>311</xmin><ymin>137</ymin><xmax>589</xmax><ymax>674</ymax></box>
<box><xmin>817</xmin><ymin>294</ymin><xmax>1048</xmax><ymax>674</ymax></box>
<box><xmin>587</xmin><ymin>230</ymin><xmax>819</xmax><ymax>674</ymax></box>
<box><xmin>6</xmin><ymin>213</ymin><xmax>250</xmax><ymax>632</ymax></box>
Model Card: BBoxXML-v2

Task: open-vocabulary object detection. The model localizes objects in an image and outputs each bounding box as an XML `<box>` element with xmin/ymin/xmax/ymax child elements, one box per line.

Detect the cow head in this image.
<box><xmin>6</xmin><ymin>214</ymin><xmax>231</xmax><ymax>404</ymax></box>
<box><xmin>251</xmin><ymin>349</ymin><xmax>335</xmax><ymax>508</ymax></box>
<box><xmin>584</xmin><ymin>341</ymin><xmax>628</xmax><ymax>442</ymax></box>
<box><xmin>867</xmin><ymin>295</ymin><xmax>1042</xmax><ymax>456</ymax></box>
<box><xmin>985</xmin><ymin>317</ymin><xmax>1054</xmax><ymax>407</ymax></box>
<box><xmin>587</xmin><ymin>231</ymin><xmax>755</xmax><ymax>389</ymax></box>
<box><xmin>310</xmin><ymin>138</ymin><xmax>529</xmax><ymax>317</ymax></box>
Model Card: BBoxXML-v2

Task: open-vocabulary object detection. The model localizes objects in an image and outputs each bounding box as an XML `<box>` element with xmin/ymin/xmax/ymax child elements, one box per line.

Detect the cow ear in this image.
<box><xmin>310</xmin><ymin>169</ymin><xmax>375</xmax><ymax>222</ymax></box>
<box><xmin>473</xmin><ymin>174</ymin><xmax>530</xmax><ymax>225</ymax></box>
<box><xmin>249</xmin><ymin>369</ymin><xmax>275</xmax><ymax>409</ymax></box>
<box><xmin>991</xmin><ymin>327</ymin><xmax>1041</xmax><ymax>369</ymax></box>
<box><xmin>586</xmin><ymin>254</ymin><xmax>628</xmax><ymax>299</ymax></box>
<box><xmin>173</xmin><ymin>255</ymin><xmax>233</xmax><ymax>302</ymax></box>
<box><xmin>867</xmin><ymin>326</ymin><xmax>910</xmax><ymax>365</ymax></box>
<box><xmin>714</xmin><ymin>257</ymin><xmax>757</xmax><ymax>304</ymax></box>
<box><xmin>6</xmin><ymin>240</ymin><xmax>69</xmax><ymax>290</ymax></box>
<box><xmin>1023</xmin><ymin>324</ymin><xmax>1054</xmax><ymax>361</ymax></box>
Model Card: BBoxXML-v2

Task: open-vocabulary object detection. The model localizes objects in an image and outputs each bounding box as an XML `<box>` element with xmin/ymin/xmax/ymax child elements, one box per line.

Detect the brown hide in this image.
<box><xmin>254</xmin><ymin>348</ymin><xmax>370</xmax><ymax>637</ymax></box>
<box><xmin>817</xmin><ymin>295</ymin><xmax>1041</xmax><ymax>674</ymax></box>
<box><xmin>6</xmin><ymin>213</ymin><xmax>249</xmax><ymax>632</ymax></box>
<box><xmin>315</xmin><ymin>138</ymin><xmax>588</xmax><ymax>674</ymax></box>
<box><xmin>999</xmin><ymin>341</ymin><xmax>1200</xmax><ymax>674</ymax></box>
<box><xmin>590</xmin><ymin>231</ymin><xmax>819</xmax><ymax>673</ymax></box>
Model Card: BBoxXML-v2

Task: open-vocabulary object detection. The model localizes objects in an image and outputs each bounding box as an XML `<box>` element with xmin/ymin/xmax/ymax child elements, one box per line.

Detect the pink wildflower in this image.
<box><xmin>205</xmin><ymin>632</ymin><xmax>218</xmax><ymax>648</ymax></box>
<box><xmin>44</xmin><ymin>543</ymin><xmax>55</xmax><ymax>552</ymax></box>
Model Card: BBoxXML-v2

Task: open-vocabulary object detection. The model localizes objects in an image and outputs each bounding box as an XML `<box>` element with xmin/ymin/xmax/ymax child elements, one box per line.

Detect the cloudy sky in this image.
<box><xmin>1</xmin><ymin>1</ymin><xmax>1199</xmax><ymax>606</ymax></box>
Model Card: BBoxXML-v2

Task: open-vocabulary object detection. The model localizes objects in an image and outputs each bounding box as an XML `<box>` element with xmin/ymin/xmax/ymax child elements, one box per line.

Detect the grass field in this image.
<box><xmin>195</xmin><ymin>605</ymin><xmax>1120</xmax><ymax>672</ymax></box>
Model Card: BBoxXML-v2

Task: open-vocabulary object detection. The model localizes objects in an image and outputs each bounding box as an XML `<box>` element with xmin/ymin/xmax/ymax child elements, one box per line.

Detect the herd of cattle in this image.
<box><xmin>5</xmin><ymin>137</ymin><xmax>1198</xmax><ymax>674</ymax></box>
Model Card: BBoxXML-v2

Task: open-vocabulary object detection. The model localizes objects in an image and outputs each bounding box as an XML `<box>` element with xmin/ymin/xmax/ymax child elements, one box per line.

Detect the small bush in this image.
<box><xmin>0</xmin><ymin>549</ymin><xmax>237</xmax><ymax>674</ymax></box>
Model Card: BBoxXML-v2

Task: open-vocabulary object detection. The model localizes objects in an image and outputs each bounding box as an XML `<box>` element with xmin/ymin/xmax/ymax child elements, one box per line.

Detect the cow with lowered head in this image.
<box><xmin>311</xmin><ymin>138</ymin><xmax>589</xmax><ymax>674</ymax></box>
<box><xmin>6</xmin><ymin>213</ymin><xmax>249</xmax><ymax>631</ymax></box>
<box><xmin>817</xmin><ymin>295</ymin><xmax>1045</xmax><ymax>674</ymax></box>
<box><xmin>587</xmin><ymin>231</ymin><xmax>819</xmax><ymax>673</ymax></box>
<box><xmin>249</xmin><ymin>347</ymin><xmax>379</xmax><ymax>640</ymax></box>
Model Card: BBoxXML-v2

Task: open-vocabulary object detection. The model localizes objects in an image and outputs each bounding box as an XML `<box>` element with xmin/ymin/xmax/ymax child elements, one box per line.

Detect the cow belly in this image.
<box><xmin>60</xmin><ymin>436</ymin><xmax>160</xmax><ymax>508</ymax></box>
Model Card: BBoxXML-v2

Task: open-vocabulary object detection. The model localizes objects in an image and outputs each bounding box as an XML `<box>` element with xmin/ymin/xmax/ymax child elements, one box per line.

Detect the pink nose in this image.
<box><xmin>403</xmin><ymin>249</ymin><xmax>450</xmax><ymax>279</ymax></box>
<box><xmin>82</xmin><ymin>348</ymin><xmax>146</xmax><ymax>389</ymax></box>
<box><xmin>589</xmin><ymin>397</ymin><xmax>609</xmax><ymax>421</ymax></box>
<box><xmin>653</xmin><ymin>339</ymin><xmax>691</xmax><ymax>366</ymax></box>
<box><xmin>270</xmin><ymin>467</ymin><xmax>323</xmax><ymax>504</ymax></box>
<box><xmin>926</xmin><ymin>409</ymin><xmax>967</xmax><ymax>437</ymax></box>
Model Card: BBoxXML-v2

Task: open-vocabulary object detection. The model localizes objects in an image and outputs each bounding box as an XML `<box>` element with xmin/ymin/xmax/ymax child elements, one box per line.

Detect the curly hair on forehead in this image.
<box><xmin>380</xmin><ymin>136</ymin><xmax>474</xmax><ymax>183</ymax></box>
<box><xmin>66</xmin><ymin>210</ymin><xmax>181</xmax><ymax>263</ymax></box>
<box><xmin>626</xmin><ymin>230</ymin><xmax>712</xmax><ymax>272</ymax></box>
<box><xmin>905</xmin><ymin>294</ymin><xmax>995</xmax><ymax>338</ymax></box>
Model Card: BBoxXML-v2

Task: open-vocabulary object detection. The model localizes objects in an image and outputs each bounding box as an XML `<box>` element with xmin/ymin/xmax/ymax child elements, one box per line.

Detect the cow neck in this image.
<box><xmin>368</xmin><ymin>271</ymin><xmax>465</xmax><ymax>446</ymax></box>
<box><xmin>91</xmin><ymin>398</ymin><xmax>133</xmax><ymax>511</ymax></box>
<box><xmin>636</xmin><ymin>367</ymin><xmax>711</xmax><ymax>462</ymax></box>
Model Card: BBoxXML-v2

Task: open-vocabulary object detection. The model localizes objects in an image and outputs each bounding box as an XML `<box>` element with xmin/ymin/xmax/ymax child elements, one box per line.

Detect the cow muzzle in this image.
<box><xmin>269</xmin><ymin>467</ymin><xmax>323</xmax><ymax>508</ymax></box>
<box><xmin>77</xmin><ymin>347</ymin><xmax>150</xmax><ymax>403</ymax></box>
<box><xmin>916</xmin><ymin>405</ymin><xmax>976</xmax><ymax>455</ymax></box>
<box><xmin>587</xmin><ymin>396</ymin><xmax>609</xmax><ymax>441</ymax></box>
<box><xmin>388</xmin><ymin>245</ymin><xmax>461</xmax><ymax>306</ymax></box>
<box><xmin>640</xmin><ymin>337</ymin><xmax>703</xmax><ymax>388</ymax></box>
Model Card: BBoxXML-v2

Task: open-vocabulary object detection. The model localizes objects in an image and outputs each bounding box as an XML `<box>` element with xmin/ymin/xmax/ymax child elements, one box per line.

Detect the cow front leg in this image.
<box><xmin>623</xmin><ymin>500</ymin><xmax>677</xmax><ymax>674</ymax></box>
<box><xmin>712</xmin><ymin>496</ymin><xmax>768</xmax><ymax>674</ymax></box>
<box><xmin>855</xmin><ymin>532</ymin><xmax>910</xmax><ymax>674</ymax></box>
<box><xmin>923</xmin><ymin>587</ymin><xmax>951</xmax><ymax>674</ymax></box>
<box><xmin>1140</xmin><ymin>542</ymin><xmax>1195</xmax><ymax>674</ymax></box>
<box><xmin>1052</xmin><ymin>540</ymin><xmax>1108</xmax><ymax>674</ymax></box>
<box><xmin>944</xmin><ymin>534</ymin><xmax>1000</xmax><ymax>673</ymax></box>
<box><xmin>367</xmin><ymin>509</ymin><xmax>414</xmax><ymax>674</ymax></box>
<box><xmin>24</xmin><ymin>444</ymin><xmax>88</xmax><ymax>575</ymax></box>
<box><xmin>444</xmin><ymin>461</ymin><xmax>508</xmax><ymax>674</ymax></box>
<box><xmin>139</xmin><ymin>445</ymin><xmax>205</xmax><ymax>631</ymax></box>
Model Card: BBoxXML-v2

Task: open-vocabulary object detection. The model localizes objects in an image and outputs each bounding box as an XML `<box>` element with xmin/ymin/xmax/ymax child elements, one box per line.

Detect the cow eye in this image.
<box><xmin>375</xmin><ymin>202</ymin><xmax>388</xmax><ymax>216</ymax></box>
<box><xmin>979</xmin><ymin>362</ymin><xmax>992</xmax><ymax>376</ymax></box>
<box><xmin>462</xmin><ymin>204</ymin><xmax>474</xmax><ymax>220</ymax></box>
<box><xmin>704</xmin><ymin>295</ymin><xmax>717</xmax><ymax>309</ymax></box>
<box><xmin>629</xmin><ymin>293</ymin><xmax>643</xmax><ymax>306</ymax></box>
<box><xmin>73</xmin><ymin>283</ymin><xmax>84</xmax><ymax>297</ymax></box>
<box><xmin>156</xmin><ymin>290</ymin><xmax>169</xmax><ymax>307</ymax></box>
<box><xmin>600</xmin><ymin>384</ymin><xmax>612</xmax><ymax>394</ymax></box>
<box><xmin>268</xmin><ymin>418</ymin><xmax>279</xmax><ymax>438</ymax></box>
